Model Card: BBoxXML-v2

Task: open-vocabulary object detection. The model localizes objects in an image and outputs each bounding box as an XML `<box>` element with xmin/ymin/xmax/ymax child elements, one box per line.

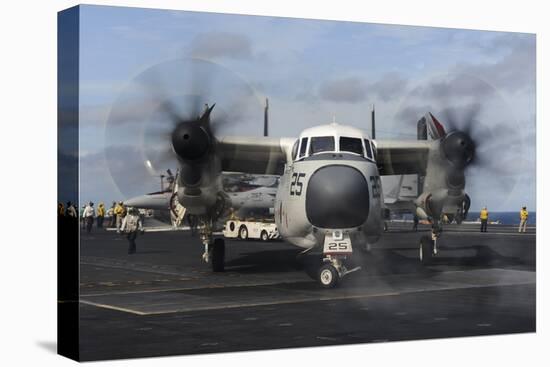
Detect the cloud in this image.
<box><xmin>474</xmin><ymin>32</ymin><xmax>535</xmax><ymax>57</ymax></box>
<box><xmin>395</xmin><ymin>104</ymin><xmax>433</xmax><ymax>125</ymax></box>
<box><xmin>409</xmin><ymin>73</ymin><xmax>496</xmax><ymax>102</ymax></box>
<box><xmin>104</xmin><ymin>98</ymin><xmax>164</xmax><ymax>126</ymax></box>
<box><xmin>369</xmin><ymin>73</ymin><xmax>408</xmax><ymax>102</ymax></box>
<box><xmin>190</xmin><ymin>32</ymin><xmax>253</xmax><ymax>60</ymax></box>
<box><xmin>318</xmin><ymin>77</ymin><xmax>368</xmax><ymax>103</ymax></box>
<box><xmin>318</xmin><ymin>73</ymin><xmax>409</xmax><ymax>104</ymax></box>
<box><xmin>452</xmin><ymin>33</ymin><xmax>535</xmax><ymax>93</ymax></box>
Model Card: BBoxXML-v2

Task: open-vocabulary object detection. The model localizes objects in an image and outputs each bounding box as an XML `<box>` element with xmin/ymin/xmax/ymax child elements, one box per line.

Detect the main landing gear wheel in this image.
<box><xmin>260</xmin><ymin>230</ymin><xmax>269</xmax><ymax>242</ymax></box>
<box><xmin>239</xmin><ymin>225</ymin><xmax>248</xmax><ymax>240</ymax></box>
<box><xmin>318</xmin><ymin>264</ymin><xmax>340</xmax><ymax>288</ymax></box>
<box><xmin>302</xmin><ymin>255</ymin><xmax>322</xmax><ymax>280</ymax></box>
<box><xmin>305</xmin><ymin>263</ymin><xmax>320</xmax><ymax>280</ymax></box>
<box><xmin>211</xmin><ymin>238</ymin><xmax>225</xmax><ymax>272</ymax></box>
<box><xmin>419</xmin><ymin>235</ymin><xmax>435</xmax><ymax>264</ymax></box>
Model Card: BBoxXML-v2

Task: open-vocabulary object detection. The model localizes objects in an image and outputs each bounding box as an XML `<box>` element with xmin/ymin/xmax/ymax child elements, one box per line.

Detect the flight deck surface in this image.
<box><xmin>76</xmin><ymin>222</ymin><xmax>535</xmax><ymax>361</ymax></box>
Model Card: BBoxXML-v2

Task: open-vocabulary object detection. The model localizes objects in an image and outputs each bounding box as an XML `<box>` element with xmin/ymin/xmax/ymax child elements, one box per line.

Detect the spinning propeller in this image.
<box><xmin>399</xmin><ymin>73</ymin><xmax>526</xmax><ymax>212</ymax></box>
<box><xmin>103</xmin><ymin>58</ymin><xmax>263</xmax><ymax>200</ymax></box>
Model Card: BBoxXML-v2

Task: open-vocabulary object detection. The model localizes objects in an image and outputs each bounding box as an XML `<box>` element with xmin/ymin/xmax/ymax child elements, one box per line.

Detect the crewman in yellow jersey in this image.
<box><xmin>114</xmin><ymin>201</ymin><xmax>126</xmax><ymax>230</ymax></box>
<box><xmin>519</xmin><ymin>206</ymin><xmax>529</xmax><ymax>233</ymax></box>
<box><xmin>97</xmin><ymin>202</ymin><xmax>106</xmax><ymax>228</ymax></box>
<box><xmin>479</xmin><ymin>207</ymin><xmax>489</xmax><ymax>232</ymax></box>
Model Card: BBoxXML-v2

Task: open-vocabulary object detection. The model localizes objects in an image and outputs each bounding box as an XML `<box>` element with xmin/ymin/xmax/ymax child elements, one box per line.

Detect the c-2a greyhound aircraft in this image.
<box><xmin>165</xmin><ymin>103</ymin><xmax>475</xmax><ymax>288</ymax></box>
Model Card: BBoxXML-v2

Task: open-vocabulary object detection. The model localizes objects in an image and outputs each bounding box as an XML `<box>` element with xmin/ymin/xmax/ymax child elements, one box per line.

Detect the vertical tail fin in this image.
<box><xmin>425</xmin><ymin>112</ymin><xmax>446</xmax><ymax>139</ymax></box>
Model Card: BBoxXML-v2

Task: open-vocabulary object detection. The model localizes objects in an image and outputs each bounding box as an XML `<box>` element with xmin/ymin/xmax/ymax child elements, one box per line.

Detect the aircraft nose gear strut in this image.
<box><xmin>419</xmin><ymin>225</ymin><xmax>440</xmax><ymax>264</ymax></box>
<box><xmin>199</xmin><ymin>219</ymin><xmax>213</xmax><ymax>263</ymax></box>
<box><xmin>201</xmin><ymin>243</ymin><xmax>210</xmax><ymax>262</ymax></box>
<box><xmin>198</xmin><ymin>217</ymin><xmax>225</xmax><ymax>272</ymax></box>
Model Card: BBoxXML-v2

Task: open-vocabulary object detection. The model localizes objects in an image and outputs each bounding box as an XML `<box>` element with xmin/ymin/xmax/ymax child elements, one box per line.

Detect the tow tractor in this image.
<box><xmin>223</xmin><ymin>218</ymin><xmax>280</xmax><ymax>241</ymax></box>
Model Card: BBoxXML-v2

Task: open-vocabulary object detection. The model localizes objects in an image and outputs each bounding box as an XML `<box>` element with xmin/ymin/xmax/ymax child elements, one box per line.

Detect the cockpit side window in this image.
<box><xmin>309</xmin><ymin>136</ymin><xmax>335</xmax><ymax>155</ymax></box>
<box><xmin>364</xmin><ymin>139</ymin><xmax>373</xmax><ymax>160</ymax></box>
<box><xmin>340</xmin><ymin>137</ymin><xmax>363</xmax><ymax>155</ymax></box>
<box><xmin>298</xmin><ymin>137</ymin><xmax>308</xmax><ymax>158</ymax></box>
<box><xmin>291</xmin><ymin>139</ymin><xmax>299</xmax><ymax>160</ymax></box>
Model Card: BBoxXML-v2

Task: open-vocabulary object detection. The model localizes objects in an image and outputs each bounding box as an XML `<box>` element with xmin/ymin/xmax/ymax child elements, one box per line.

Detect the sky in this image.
<box><xmin>68</xmin><ymin>4</ymin><xmax>536</xmax><ymax>211</ymax></box>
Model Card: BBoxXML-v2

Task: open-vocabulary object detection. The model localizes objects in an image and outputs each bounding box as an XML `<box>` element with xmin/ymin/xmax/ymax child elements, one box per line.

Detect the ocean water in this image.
<box><xmin>465</xmin><ymin>211</ymin><xmax>536</xmax><ymax>225</ymax></box>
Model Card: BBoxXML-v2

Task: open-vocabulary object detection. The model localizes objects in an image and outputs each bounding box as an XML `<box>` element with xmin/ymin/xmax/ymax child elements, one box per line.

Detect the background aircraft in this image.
<box><xmin>124</xmin><ymin>171</ymin><xmax>278</xmax><ymax>226</ymax></box>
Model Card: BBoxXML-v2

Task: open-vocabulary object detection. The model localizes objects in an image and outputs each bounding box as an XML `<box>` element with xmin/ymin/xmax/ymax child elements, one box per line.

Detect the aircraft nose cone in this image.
<box><xmin>123</xmin><ymin>193</ymin><xmax>171</xmax><ymax>210</ymax></box>
<box><xmin>305</xmin><ymin>165</ymin><xmax>369</xmax><ymax>229</ymax></box>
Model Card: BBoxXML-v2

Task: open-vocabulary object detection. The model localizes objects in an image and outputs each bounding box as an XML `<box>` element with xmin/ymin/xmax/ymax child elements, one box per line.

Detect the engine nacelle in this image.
<box><xmin>415</xmin><ymin>113</ymin><xmax>475</xmax><ymax>225</ymax></box>
<box><xmin>171</xmin><ymin>104</ymin><xmax>226</xmax><ymax>217</ymax></box>
<box><xmin>416</xmin><ymin>188</ymin><xmax>465</xmax><ymax>221</ymax></box>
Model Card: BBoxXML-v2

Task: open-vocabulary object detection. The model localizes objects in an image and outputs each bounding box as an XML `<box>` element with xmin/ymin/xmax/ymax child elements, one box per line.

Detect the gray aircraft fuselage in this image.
<box><xmin>274</xmin><ymin>123</ymin><xmax>384</xmax><ymax>250</ymax></box>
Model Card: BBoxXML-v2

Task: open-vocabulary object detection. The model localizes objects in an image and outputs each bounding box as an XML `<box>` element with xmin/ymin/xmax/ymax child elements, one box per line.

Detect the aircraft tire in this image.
<box><xmin>239</xmin><ymin>225</ymin><xmax>248</xmax><ymax>240</ymax></box>
<box><xmin>318</xmin><ymin>264</ymin><xmax>340</xmax><ymax>288</ymax></box>
<box><xmin>211</xmin><ymin>238</ymin><xmax>225</xmax><ymax>272</ymax></box>
<box><xmin>419</xmin><ymin>235</ymin><xmax>434</xmax><ymax>264</ymax></box>
<box><xmin>302</xmin><ymin>255</ymin><xmax>321</xmax><ymax>279</ymax></box>
<box><xmin>260</xmin><ymin>230</ymin><xmax>269</xmax><ymax>242</ymax></box>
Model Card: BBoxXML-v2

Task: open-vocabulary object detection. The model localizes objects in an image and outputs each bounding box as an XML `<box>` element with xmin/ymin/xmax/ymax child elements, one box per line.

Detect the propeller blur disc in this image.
<box><xmin>103</xmin><ymin>57</ymin><xmax>263</xmax><ymax>200</ymax></box>
<box><xmin>392</xmin><ymin>72</ymin><xmax>526</xmax><ymax>210</ymax></box>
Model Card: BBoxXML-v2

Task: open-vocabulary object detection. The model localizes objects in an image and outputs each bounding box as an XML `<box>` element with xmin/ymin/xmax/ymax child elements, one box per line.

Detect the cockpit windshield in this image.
<box><xmin>364</xmin><ymin>139</ymin><xmax>373</xmax><ymax>160</ymax></box>
<box><xmin>339</xmin><ymin>137</ymin><xmax>363</xmax><ymax>155</ymax></box>
<box><xmin>309</xmin><ymin>136</ymin><xmax>335</xmax><ymax>154</ymax></box>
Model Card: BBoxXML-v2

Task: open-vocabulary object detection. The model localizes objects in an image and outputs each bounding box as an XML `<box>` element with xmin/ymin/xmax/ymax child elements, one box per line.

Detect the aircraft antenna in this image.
<box><xmin>264</xmin><ymin>98</ymin><xmax>269</xmax><ymax>137</ymax></box>
<box><xmin>371</xmin><ymin>104</ymin><xmax>376</xmax><ymax>139</ymax></box>
<box><xmin>159</xmin><ymin>174</ymin><xmax>165</xmax><ymax>191</ymax></box>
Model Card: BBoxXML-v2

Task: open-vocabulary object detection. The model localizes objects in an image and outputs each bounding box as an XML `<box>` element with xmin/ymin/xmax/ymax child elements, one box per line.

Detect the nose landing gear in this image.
<box><xmin>199</xmin><ymin>218</ymin><xmax>225</xmax><ymax>272</ymax></box>
<box><xmin>419</xmin><ymin>233</ymin><xmax>438</xmax><ymax>264</ymax></box>
<box><xmin>318</xmin><ymin>263</ymin><xmax>339</xmax><ymax>288</ymax></box>
<box><xmin>316</xmin><ymin>256</ymin><xmax>360</xmax><ymax>288</ymax></box>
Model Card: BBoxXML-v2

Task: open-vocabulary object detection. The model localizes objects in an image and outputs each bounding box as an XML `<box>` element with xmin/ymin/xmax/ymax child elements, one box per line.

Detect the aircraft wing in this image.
<box><xmin>217</xmin><ymin>136</ymin><xmax>295</xmax><ymax>175</ymax></box>
<box><xmin>374</xmin><ymin>140</ymin><xmax>432</xmax><ymax>176</ymax></box>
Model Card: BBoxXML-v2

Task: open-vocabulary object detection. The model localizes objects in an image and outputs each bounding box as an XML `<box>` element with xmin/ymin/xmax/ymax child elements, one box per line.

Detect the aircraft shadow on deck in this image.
<box><xmin>223</xmin><ymin>243</ymin><xmax>532</xmax><ymax>277</ymax></box>
<box><xmin>224</xmin><ymin>248</ymin><xmax>303</xmax><ymax>273</ymax></box>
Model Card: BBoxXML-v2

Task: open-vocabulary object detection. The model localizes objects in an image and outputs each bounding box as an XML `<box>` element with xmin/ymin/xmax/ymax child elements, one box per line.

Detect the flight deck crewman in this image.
<box><xmin>83</xmin><ymin>202</ymin><xmax>95</xmax><ymax>233</ymax></box>
<box><xmin>114</xmin><ymin>201</ymin><xmax>126</xmax><ymax>230</ymax></box>
<box><xmin>119</xmin><ymin>207</ymin><xmax>144</xmax><ymax>254</ymax></box>
<box><xmin>519</xmin><ymin>206</ymin><xmax>529</xmax><ymax>233</ymax></box>
<box><xmin>97</xmin><ymin>202</ymin><xmax>105</xmax><ymax>229</ymax></box>
<box><xmin>412</xmin><ymin>214</ymin><xmax>419</xmax><ymax>231</ymax></box>
<box><xmin>479</xmin><ymin>207</ymin><xmax>489</xmax><ymax>232</ymax></box>
<box><xmin>80</xmin><ymin>205</ymin><xmax>86</xmax><ymax>229</ymax></box>
<box><xmin>107</xmin><ymin>201</ymin><xmax>116</xmax><ymax>228</ymax></box>
<box><xmin>66</xmin><ymin>202</ymin><xmax>77</xmax><ymax>218</ymax></box>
